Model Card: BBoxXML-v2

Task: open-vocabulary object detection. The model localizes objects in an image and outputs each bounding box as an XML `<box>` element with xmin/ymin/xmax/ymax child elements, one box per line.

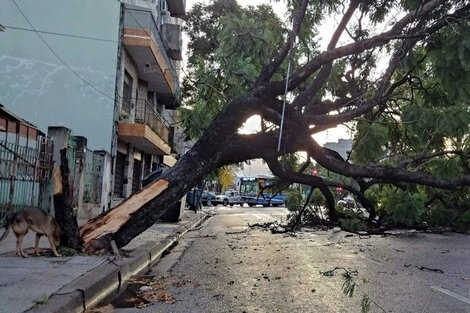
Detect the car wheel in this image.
<box><xmin>223</xmin><ymin>199</ymin><xmax>229</xmax><ymax>206</ymax></box>
<box><xmin>207</xmin><ymin>200</ymin><xmax>212</xmax><ymax>206</ymax></box>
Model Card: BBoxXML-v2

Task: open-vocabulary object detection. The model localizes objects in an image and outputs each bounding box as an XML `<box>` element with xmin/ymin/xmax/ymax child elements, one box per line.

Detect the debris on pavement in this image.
<box><xmin>248</xmin><ymin>221</ymin><xmax>294</xmax><ymax>234</ymax></box>
<box><xmin>110</xmin><ymin>275</ymin><xmax>199</xmax><ymax>308</ymax></box>
<box><xmin>320</xmin><ymin>267</ymin><xmax>358</xmax><ymax>277</ymax></box>
<box><xmin>226</xmin><ymin>228</ymin><xmax>250</xmax><ymax>235</ymax></box>
<box><xmin>416</xmin><ymin>266</ymin><xmax>444</xmax><ymax>273</ymax></box>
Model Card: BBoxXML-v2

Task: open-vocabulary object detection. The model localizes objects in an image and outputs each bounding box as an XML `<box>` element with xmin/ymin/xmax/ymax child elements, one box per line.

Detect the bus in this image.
<box><xmin>238</xmin><ymin>175</ymin><xmax>286</xmax><ymax>207</ymax></box>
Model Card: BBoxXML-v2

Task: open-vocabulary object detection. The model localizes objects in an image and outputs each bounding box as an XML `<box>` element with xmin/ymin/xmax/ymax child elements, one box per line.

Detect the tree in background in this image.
<box><xmin>81</xmin><ymin>0</ymin><xmax>470</xmax><ymax>253</ymax></box>
<box><xmin>218</xmin><ymin>165</ymin><xmax>236</xmax><ymax>192</ymax></box>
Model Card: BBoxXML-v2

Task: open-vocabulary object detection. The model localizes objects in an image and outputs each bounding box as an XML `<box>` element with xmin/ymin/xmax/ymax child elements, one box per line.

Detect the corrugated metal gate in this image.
<box><xmin>0</xmin><ymin>136</ymin><xmax>53</xmax><ymax>224</ymax></box>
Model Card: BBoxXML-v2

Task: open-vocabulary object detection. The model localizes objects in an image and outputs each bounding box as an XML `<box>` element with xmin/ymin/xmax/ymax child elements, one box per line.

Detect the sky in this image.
<box><xmin>183</xmin><ymin>0</ymin><xmax>351</xmax><ymax>146</ymax></box>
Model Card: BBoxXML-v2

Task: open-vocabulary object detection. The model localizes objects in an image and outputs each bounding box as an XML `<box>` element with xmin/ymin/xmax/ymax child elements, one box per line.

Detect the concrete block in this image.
<box><xmin>122</xmin><ymin>249</ymin><xmax>151</xmax><ymax>279</ymax></box>
<box><xmin>70</xmin><ymin>263</ymin><xmax>121</xmax><ymax>309</ymax></box>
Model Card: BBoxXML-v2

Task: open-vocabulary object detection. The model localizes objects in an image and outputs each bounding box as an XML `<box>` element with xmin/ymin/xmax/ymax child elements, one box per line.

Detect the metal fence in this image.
<box><xmin>135</xmin><ymin>99</ymin><xmax>170</xmax><ymax>143</ymax></box>
<box><xmin>0</xmin><ymin>136</ymin><xmax>54</xmax><ymax>224</ymax></box>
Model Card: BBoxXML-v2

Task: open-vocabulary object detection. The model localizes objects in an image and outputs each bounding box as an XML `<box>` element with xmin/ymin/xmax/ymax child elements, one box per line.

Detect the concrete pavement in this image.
<box><xmin>0</xmin><ymin>210</ymin><xmax>206</xmax><ymax>313</ymax></box>
<box><xmin>105</xmin><ymin>205</ymin><xmax>470</xmax><ymax>313</ymax></box>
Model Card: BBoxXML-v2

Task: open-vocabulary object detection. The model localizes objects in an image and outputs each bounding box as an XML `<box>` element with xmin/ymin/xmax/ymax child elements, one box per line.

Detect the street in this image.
<box><xmin>103</xmin><ymin>205</ymin><xmax>470</xmax><ymax>313</ymax></box>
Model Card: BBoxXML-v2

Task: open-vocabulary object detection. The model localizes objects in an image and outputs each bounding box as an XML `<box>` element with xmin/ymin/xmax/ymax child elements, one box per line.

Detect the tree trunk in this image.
<box><xmin>80</xmin><ymin>95</ymin><xmax>258</xmax><ymax>253</ymax></box>
<box><xmin>54</xmin><ymin>148</ymin><xmax>82</xmax><ymax>250</ymax></box>
<box><xmin>319</xmin><ymin>185</ymin><xmax>336</xmax><ymax>223</ymax></box>
<box><xmin>80</xmin><ymin>141</ymin><xmax>224</xmax><ymax>253</ymax></box>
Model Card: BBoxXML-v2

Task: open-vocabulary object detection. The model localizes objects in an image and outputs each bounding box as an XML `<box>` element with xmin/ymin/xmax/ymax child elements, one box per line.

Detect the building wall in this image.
<box><xmin>236</xmin><ymin>159</ymin><xmax>273</xmax><ymax>178</ymax></box>
<box><xmin>0</xmin><ymin>0</ymin><xmax>121</xmax><ymax>152</ymax></box>
<box><xmin>323</xmin><ymin>139</ymin><xmax>353</xmax><ymax>161</ymax></box>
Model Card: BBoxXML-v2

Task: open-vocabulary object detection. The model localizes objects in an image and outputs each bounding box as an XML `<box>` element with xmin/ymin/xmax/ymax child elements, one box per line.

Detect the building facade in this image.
<box><xmin>323</xmin><ymin>139</ymin><xmax>353</xmax><ymax>161</ymax></box>
<box><xmin>112</xmin><ymin>0</ymin><xmax>184</xmax><ymax>207</ymax></box>
<box><xmin>0</xmin><ymin>0</ymin><xmax>186</xmax><ymax>216</ymax></box>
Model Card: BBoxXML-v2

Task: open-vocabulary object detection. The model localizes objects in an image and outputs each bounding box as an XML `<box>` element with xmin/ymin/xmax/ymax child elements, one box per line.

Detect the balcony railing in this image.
<box><xmin>123</xmin><ymin>7</ymin><xmax>180</xmax><ymax>96</ymax></box>
<box><xmin>134</xmin><ymin>99</ymin><xmax>170</xmax><ymax>144</ymax></box>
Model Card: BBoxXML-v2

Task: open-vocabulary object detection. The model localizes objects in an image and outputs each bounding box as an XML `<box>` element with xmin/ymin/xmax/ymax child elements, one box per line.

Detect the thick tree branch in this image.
<box><xmin>255</xmin><ymin>0</ymin><xmax>308</xmax><ymax>85</ymax></box>
<box><xmin>266</xmin><ymin>0</ymin><xmax>445</xmax><ymax>96</ymax></box>
<box><xmin>398</xmin><ymin>150</ymin><xmax>469</xmax><ymax>168</ymax></box>
<box><xmin>304</xmin><ymin>137</ymin><xmax>470</xmax><ymax>190</ymax></box>
<box><xmin>292</xmin><ymin>0</ymin><xmax>359</xmax><ymax>109</ymax></box>
<box><xmin>306</xmin><ymin>38</ymin><xmax>417</xmax><ymax>129</ymax></box>
<box><xmin>264</xmin><ymin>155</ymin><xmax>337</xmax><ymax>222</ymax></box>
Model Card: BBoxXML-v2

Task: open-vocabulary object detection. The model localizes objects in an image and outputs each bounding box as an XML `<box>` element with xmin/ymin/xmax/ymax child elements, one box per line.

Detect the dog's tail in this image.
<box><xmin>0</xmin><ymin>213</ymin><xmax>14</xmax><ymax>241</ymax></box>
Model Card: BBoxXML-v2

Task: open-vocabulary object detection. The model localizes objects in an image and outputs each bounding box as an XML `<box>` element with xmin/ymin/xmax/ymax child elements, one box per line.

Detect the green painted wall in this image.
<box><xmin>0</xmin><ymin>0</ymin><xmax>121</xmax><ymax>151</ymax></box>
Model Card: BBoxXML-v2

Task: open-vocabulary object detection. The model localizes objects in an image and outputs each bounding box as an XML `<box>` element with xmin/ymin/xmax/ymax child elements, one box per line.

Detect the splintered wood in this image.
<box><xmin>80</xmin><ymin>179</ymin><xmax>169</xmax><ymax>245</ymax></box>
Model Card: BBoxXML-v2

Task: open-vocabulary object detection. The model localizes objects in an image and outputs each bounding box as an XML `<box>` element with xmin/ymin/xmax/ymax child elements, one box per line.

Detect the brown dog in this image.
<box><xmin>0</xmin><ymin>207</ymin><xmax>61</xmax><ymax>257</ymax></box>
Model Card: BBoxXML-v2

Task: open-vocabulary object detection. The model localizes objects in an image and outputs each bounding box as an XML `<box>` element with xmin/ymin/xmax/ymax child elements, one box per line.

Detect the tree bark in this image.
<box><xmin>54</xmin><ymin>148</ymin><xmax>82</xmax><ymax>250</ymax></box>
<box><xmin>318</xmin><ymin>184</ymin><xmax>336</xmax><ymax>223</ymax></box>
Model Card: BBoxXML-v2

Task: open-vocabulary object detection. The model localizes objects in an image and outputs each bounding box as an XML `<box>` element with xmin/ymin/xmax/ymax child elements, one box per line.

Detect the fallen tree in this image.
<box><xmin>81</xmin><ymin>0</ymin><xmax>470</xmax><ymax>253</ymax></box>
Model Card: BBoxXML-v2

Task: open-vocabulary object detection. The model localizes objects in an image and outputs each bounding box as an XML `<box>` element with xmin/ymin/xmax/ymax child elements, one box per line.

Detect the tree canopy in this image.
<box><xmin>181</xmin><ymin>0</ymin><xmax>470</xmax><ymax>229</ymax></box>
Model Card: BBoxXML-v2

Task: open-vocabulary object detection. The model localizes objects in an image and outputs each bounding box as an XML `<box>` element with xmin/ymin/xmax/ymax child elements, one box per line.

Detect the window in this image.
<box><xmin>132</xmin><ymin>159</ymin><xmax>142</xmax><ymax>193</ymax></box>
<box><xmin>122</xmin><ymin>71</ymin><xmax>133</xmax><ymax>114</ymax></box>
<box><xmin>114</xmin><ymin>152</ymin><xmax>126</xmax><ymax>197</ymax></box>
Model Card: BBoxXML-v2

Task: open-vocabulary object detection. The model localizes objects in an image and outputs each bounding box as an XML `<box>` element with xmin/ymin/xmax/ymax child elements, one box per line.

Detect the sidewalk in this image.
<box><xmin>0</xmin><ymin>210</ymin><xmax>207</xmax><ymax>313</ymax></box>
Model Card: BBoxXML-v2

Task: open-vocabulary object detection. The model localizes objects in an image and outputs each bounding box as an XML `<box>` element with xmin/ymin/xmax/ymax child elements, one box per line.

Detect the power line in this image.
<box><xmin>2</xmin><ymin>25</ymin><xmax>118</xmax><ymax>43</ymax></box>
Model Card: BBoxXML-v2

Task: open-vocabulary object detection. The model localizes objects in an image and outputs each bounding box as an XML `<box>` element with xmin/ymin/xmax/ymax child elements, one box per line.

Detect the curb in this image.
<box><xmin>30</xmin><ymin>212</ymin><xmax>208</xmax><ymax>313</ymax></box>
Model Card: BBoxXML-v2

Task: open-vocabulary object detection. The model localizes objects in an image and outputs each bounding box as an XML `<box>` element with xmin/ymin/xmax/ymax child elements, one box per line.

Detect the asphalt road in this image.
<box><xmin>110</xmin><ymin>205</ymin><xmax>470</xmax><ymax>313</ymax></box>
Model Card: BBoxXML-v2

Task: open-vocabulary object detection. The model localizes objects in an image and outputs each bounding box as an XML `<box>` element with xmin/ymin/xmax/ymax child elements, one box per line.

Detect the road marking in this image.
<box><xmin>431</xmin><ymin>286</ymin><xmax>470</xmax><ymax>305</ymax></box>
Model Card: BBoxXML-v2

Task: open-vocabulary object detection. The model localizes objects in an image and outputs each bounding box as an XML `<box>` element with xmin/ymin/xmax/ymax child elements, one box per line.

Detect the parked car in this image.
<box><xmin>201</xmin><ymin>191</ymin><xmax>216</xmax><ymax>206</ymax></box>
<box><xmin>215</xmin><ymin>190</ymin><xmax>243</xmax><ymax>206</ymax></box>
<box><xmin>337</xmin><ymin>196</ymin><xmax>356</xmax><ymax>209</ymax></box>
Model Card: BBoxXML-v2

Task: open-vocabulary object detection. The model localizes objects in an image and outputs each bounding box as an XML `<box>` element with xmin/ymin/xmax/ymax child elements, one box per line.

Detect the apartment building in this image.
<box><xmin>113</xmin><ymin>0</ymin><xmax>184</xmax><ymax>205</ymax></box>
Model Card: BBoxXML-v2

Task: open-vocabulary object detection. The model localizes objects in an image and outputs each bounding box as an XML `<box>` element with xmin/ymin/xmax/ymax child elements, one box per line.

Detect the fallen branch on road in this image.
<box><xmin>320</xmin><ymin>267</ymin><xmax>386</xmax><ymax>313</ymax></box>
<box><xmin>416</xmin><ymin>266</ymin><xmax>444</xmax><ymax>273</ymax></box>
<box><xmin>248</xmin><ymin>221</ymin><xmax>293</xmax><ymax>234</ymax></box>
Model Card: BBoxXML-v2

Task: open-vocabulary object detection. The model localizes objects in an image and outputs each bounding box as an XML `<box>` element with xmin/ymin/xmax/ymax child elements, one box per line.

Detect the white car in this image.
<box><xmin>337</xmin><ymin>196</ymin><xmax>356</xmax><ymax>208</ymax></box>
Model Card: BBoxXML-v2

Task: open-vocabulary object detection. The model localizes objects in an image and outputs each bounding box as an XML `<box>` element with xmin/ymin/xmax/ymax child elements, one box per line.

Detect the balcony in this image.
<box><xmin>117</xmin><ymin>100</ymin><xmax>171</xmax><ymax>155</ymax></box>
<box><xmin>123</xmin><ymin>6</ymin><xmax>181</xmax><ymax>108</ymax></box>
<box><xmin>162</xmin><ymin>23</ymin><xmax>183</xmax><ymax>61</ymax></box>
<box><xmin>166</xmin><ymin>0</ymin><xmax>186</xmax><ymax>18</ymax></box>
